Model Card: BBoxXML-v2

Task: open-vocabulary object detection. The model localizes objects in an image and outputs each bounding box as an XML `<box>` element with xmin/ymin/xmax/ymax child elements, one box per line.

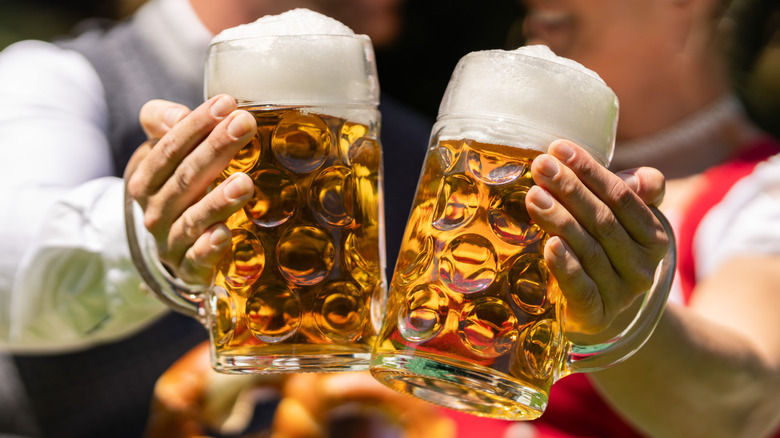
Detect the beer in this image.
<box><xmin>185</xmin><ymin>9</ymin><xmax>385</xmax><ymax>373</ymax></box>
<box><xmin>208</xmin><ymin>105</ymin><xmax>384</xmax><ymax>372</ymax></box>
<box><xmin>372</xmin><ymin>137</ymin><xmax>562</xmax><ymax>419</ymax></box>
<box><xmin>364</xmin><ymin>45</ymin><xmax>663</xmax><ymax>422</ymax></box>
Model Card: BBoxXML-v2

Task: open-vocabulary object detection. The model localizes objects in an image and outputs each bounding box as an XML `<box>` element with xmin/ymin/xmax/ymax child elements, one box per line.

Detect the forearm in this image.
<box><xmin>0</xmin><ymin>178</ymin><xmax>167</xmax><ymax>351</ymax></box>
<box><xmin>591</xmin><ymin>303</ymin><xmax>780</xmax><ymax>438</ymax></box>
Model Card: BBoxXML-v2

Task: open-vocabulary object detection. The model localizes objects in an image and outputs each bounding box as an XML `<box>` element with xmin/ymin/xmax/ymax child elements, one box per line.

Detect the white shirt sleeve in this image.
<box><xmin>0</xmin><ymin>40</ymin><xmax>167</xmax><ymax>352</ymax></box>
<box><xmin>695</xmin><ymin>153</ymin><xmax>780</xmax><ymax>280</ymax></box>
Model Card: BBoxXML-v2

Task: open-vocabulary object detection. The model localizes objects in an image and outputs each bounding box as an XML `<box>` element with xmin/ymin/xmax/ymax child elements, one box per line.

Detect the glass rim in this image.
<box><xmin>208</xmin><ymin>32</ymin><xmax>373</xmax><ymax>49</ymax></box>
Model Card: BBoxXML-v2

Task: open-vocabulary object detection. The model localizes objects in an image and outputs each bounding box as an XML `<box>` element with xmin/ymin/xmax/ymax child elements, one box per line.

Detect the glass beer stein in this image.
<box><xmin>125</xmin><ymin>11</ymin><xmax>386</xmax><ymax>373</ymax></box>
<box><xmin>369</xmin><ymin>46</ymin><xmax>676</xmax><ymax>420</ymax></box>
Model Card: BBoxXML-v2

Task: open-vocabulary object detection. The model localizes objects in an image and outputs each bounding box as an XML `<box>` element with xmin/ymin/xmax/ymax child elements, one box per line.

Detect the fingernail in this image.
<box><xmin>227</xmin><ymin>111</ymin><xmax>254</xmax><ymax>138</ymax></box>
<box><xmin>209</xmin><ymin>226</ymin><xmax>230</xmax><ymax>248</ymax></box>
<box><xmin>224</xmin><ymin>174</ymin><xmax>252</xmax><ymax>200</ymax></box>
<box><xmin>550</xmin><ymin>140</ymin><xmax>575</xmax><ymax>162</ymax></box>
<box><xmin>163</xmin><ymin>107</ymin><xmax>186</xmax><ymax>129</ymax></box>
<box><xmin>537</xmin><ymin>155</ymin><xmax>559</xmax><ymax>178</ymax></box>
<box><xmin>618</xmin><ymin>171</ymin><xmax>640</xmax><ymax>193</ymax></box>
<box><xmin>529</xmin><ymin>186</ymin><xmax>554</xmax><ymax>210</ymax></box>
<box><xmin>210</xmin><ymin>95</ymin><xmax>234</xmax><ymax>118</ymax></box>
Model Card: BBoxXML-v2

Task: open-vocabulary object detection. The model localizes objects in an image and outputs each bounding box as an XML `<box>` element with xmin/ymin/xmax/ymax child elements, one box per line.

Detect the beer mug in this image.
<box><xmin>125</xmin><ymin>11</ymin><xmax>386</xmax><ymax>373</ymax></box>
<box><xmin>369</xmin><ymin>46</ymin><xmax>676</xmax><ymax>420</ymax></box>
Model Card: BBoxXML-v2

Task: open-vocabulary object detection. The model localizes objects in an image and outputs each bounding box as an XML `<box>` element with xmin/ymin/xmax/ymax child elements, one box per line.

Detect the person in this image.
<box><xmin>0</xmin><ymin>0</ymin><xmax>429</xmax><ymax>436</ymax></box>
<box><xmin>130</xmin><ymin>13</ymin><xmax>668</xmax><ymax>438</ymax></box>
<box><xmin>491</xmin><ymin>0</ymin><xmax>780</xmax><ymax>436</ymax></box>
<box><xmin>193</xmin><ymin>0</ymin><xmax>780</xmax><ymax>436</ymax></box>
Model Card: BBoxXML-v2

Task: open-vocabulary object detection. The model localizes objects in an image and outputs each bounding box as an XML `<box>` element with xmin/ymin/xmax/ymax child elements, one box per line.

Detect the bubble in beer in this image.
<box><xmin>432</xmin><ymin>174</ymin><xmax>479</xmax><ymax>231</ymax></box>
<box><xmin>246</xmin><ymin>284</ymin><xmax>302</xmax><ymax>343</ymax></box>
<box><xmin>467</xmin><ymin>147</ymin><xmax>527</xmax><ymax>185</ymax></box>
<box><xmin>206</xmin><ymin>286</ymin><xmax>236</xmax><ymax>346</ymax></box>
<box><xmin>370</xmin><ymin>281</ymin><xmax>388</xmax><ymax>333</ymax></box>
<box><xmin>459</xmin><ymin>297</ymin><xmax>518</xmax><ymax>358</ymax></box>
<box><xmin>521</xmin><ymin>319</ymin><xmax>562</xmax><ymax>380</ymax></box>
<box><xmin>508</xmin><ymin>254</ymin><xmax>550</xmax><ymax>315</ymax></box>
<box><xmin>398</xmin><ymin>284</ymin><xmax>450</xmax><ymax>342</ymax></box>
<box><xmin>395</xmin><ymin>235</ymin><xmax>435</xmax><ymax>286</ymax></box>
<box><xmin>439</xmin><ymin>234</ymin><xmax>497</xmax><ymax>294</ymax></box>
<box><xmin>315</xmin><ymin>281</ymin><xmax>367</xmax><ymax>342</ymax></box>
<box><xmin>310</xmin><ymin>165</ymin><xmax>355</xmax><ymax>227</ymax></box>
<box><xmin>339</xmin><ymin>122</ymin><xmax>369</xmax><ymax>166</ymax></box>
<box><xmin>350</xmin><ymin>137</ymin><xmax>382</xmax><ymax>228</ymax></box>
<box><xmin>435</xmin><ymin>140</ymin><xmax>463</xmax><ymax>173</ymax></box>
<box><xmin>276</xmin><ymin>226</ymin><xmax>335</xmax><ymax>286</ymax></box>
<box><xmin>245</xmin><ymin>168</ymin><xmax>298</xmax><ymax>228</ymax></box>
<box><xmin>272</xmin><ymin>112</ymin><xmax>331</xmax><ymax>174</ymax></box>
<box><xmin>223</xmin><ymin>137</ymin><xmax>261</xmax><ymax>177</ymax></box>
<box><xmin>217</xmin><ymin>229</ymin><xmax>265</xmax><ymax>294</ymax></box>
<box><xmin>344</xmin><ymin>228</ymin><xmax>380</xmax><ymax>288</ymax></box>
<box><xmin>488</xmin><ymin>188</ymin><xmax>543</xmax><ymax>247</ymax></box>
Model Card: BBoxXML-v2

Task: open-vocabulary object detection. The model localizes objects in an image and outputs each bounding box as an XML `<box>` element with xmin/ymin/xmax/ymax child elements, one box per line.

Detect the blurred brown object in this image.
<box><xmin>144</xmin><ymin>341</ymin><xmax>283</xmax><ymax>438</ymax></box>
<box><xmin>144</xmin><ymin>341</ymin><xmax>456</xmax><ymax>438</ymax></box>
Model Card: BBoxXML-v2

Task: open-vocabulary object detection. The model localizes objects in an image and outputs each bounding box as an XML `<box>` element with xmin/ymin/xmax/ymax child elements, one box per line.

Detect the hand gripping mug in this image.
<box><xmin>125</xmin><ymin>10</ymin><xmax>386</xmax><ymax>373</ymax></box>
<box><xmin>369</xmin><ymin>46</ymin><xmax>676</xmax><ymax>420</ymax></box>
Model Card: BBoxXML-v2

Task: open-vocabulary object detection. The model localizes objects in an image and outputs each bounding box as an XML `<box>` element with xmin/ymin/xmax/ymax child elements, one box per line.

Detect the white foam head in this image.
<box><xmin>205</xmin><ymin>9</ymin><xmax>379</xmax><ymax>107</ymax></box>
<box><xmin>436</xmin><ymin>45</ymin><xmax>618</xmax><ymax>165</ymax></box>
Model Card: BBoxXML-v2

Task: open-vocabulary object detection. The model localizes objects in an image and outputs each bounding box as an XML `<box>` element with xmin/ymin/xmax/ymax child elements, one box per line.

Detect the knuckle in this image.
<box><xmin>592</xmin><ymin>208</ymin><xmax>622</xmax><ymax>242</ymax></box>
<box><xmin>608</xmin><ymin>178</ymin><xmax>637</xmax><ymax>210</ymax></box>
<box><xmin>581</xmin><ymin>243</ymin><xmax>612</xmax><ymax>275</ymax></box>
<box><xmin>126</xmin><ymin>174</ymin><xmax>145</xmax><ymax>199</ymax></box>
<box><xmin>650</xmin><ymin>224</ymin><xmax>671</xmax><ymax>258</ymax></box>
<box><xmin>157</xmin><ymin>137</ymin><xmax>181</xmax><ymax>162</ymax></box>
<box><xmin>172</xmin><ymin>165</ymin><xmax>196</xmax><ymax>194</ymax></box>
<box><xmin>178</xmin><ymin>211</ymin><xmax>202</xmax><ymax>241</ymax></box>
<box><xmin>142</xmin><ymin>207</ymin><xmax>164</xmax><ymax>234</ymax></box>
<box><xmin>556</xmin><ymin>178</ymin><xmax>578</xmax><ymax>199</ymax></box>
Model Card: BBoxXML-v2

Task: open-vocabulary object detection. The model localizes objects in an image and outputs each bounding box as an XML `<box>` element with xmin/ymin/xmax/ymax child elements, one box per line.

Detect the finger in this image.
<box><xmin>615</xmin><ymin>166</ymin><xmax>666</xmax><ymax>207</ymax></box>
<box><xmin>545</xmin><ymin>140</ymin><xmax>662</xmax><ymax>250</ymax></box>
<box><xmin>139</xmin><ymin>99</ymin><xmax>191</xmax><ymax>139</ymax></box>
<box><xmin>163</xmin><ymin>172</ymin><xmax>254</xmax><ymax>267</ymax></box>
<box><xmin>543</xmin><ymin>236</ymin><xmax>606</xmax><ymax>333</ymax></box>
<box><xmin>174</xmin><ymin>223</ymin><xmax>232</xmax><ymax>285</ymax></box>
<box><xmin>533</xmin><ymin>146</ymin><xmax>663</xmax><ymax>291</ymax></box>
<box><xmin>145</xmin><ymin>110</ymin><xmax>256</xmax><ymax>234</ymax></box>
<box><xmin>128</xmin><ymin>94</ymin><xmax>238</xmax><ymax>201</ymax></box>
<box><xmin>123</xmin><ymin>139</ymin><xmax>156</xmax><ymax>180</ymax></box>
<box><xmin>526</xmin><ymin>185</ymin><xmax>626</xmax><ymax>312</ymax></box>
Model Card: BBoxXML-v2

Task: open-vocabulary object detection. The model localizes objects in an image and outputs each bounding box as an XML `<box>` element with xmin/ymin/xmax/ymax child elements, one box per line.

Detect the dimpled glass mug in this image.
<box><xmin>125</xmin><ymin>10</ymin><xmax>386</xmax><ymax>373</ymax></box>
<box><xmin>369</xmin><ymin>46</ymin><xmax>676</xmax><ymax>420</ymax></box>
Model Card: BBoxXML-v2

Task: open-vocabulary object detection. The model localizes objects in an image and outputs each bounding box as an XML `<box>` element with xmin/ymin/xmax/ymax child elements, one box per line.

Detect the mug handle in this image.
<box><xmin>565</xmin><ymin>206</ymin><xmax>676</xmax><ymax>373</ymax></box>
<box><xmin>124</xmin><ymin>182</ymin><xmax>206</xmax><ymax>323</ymax></box>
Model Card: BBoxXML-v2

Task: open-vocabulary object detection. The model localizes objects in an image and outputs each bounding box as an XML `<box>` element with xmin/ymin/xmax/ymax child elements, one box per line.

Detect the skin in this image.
<box><xmin>131</xmin><ymin>0</ymin><xmax>774</xmax><ymax>436</ymax></box>
<box><xmin>522</xmin><ymin>0</ymin><xmax>780</xmax><ymax>436</ymax></box>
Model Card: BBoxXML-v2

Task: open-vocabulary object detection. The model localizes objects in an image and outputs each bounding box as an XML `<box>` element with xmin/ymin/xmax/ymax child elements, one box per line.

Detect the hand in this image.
<box><xmin>526</xmin><ymin>140</ymin><xmax>669</xmax><ymax>334</ymax></box>
<box><xmin>126</xmin><ymin>95</ymin><xmax>257</xmax><ymax>285</ymax></box>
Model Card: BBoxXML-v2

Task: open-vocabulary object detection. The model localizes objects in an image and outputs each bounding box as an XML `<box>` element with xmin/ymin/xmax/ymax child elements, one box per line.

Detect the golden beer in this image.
<box><xmin>369</xmin><ymin>46</ymin><xmax>674</xmax><ymax>421</ymax></box>
<box><xmin>372</xmin><ymin>137</ymin><xmax>562</xmax><ymax>419</ymax></box>
<box><xmin>124</xmin><ymin>11</ymin><xmax>388</xmax><ymax>373</ymax></box>
<box><xmin>207</xmin><ymin>105</ymin><xmax>385</xmax><ymax>372</ymax></box>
